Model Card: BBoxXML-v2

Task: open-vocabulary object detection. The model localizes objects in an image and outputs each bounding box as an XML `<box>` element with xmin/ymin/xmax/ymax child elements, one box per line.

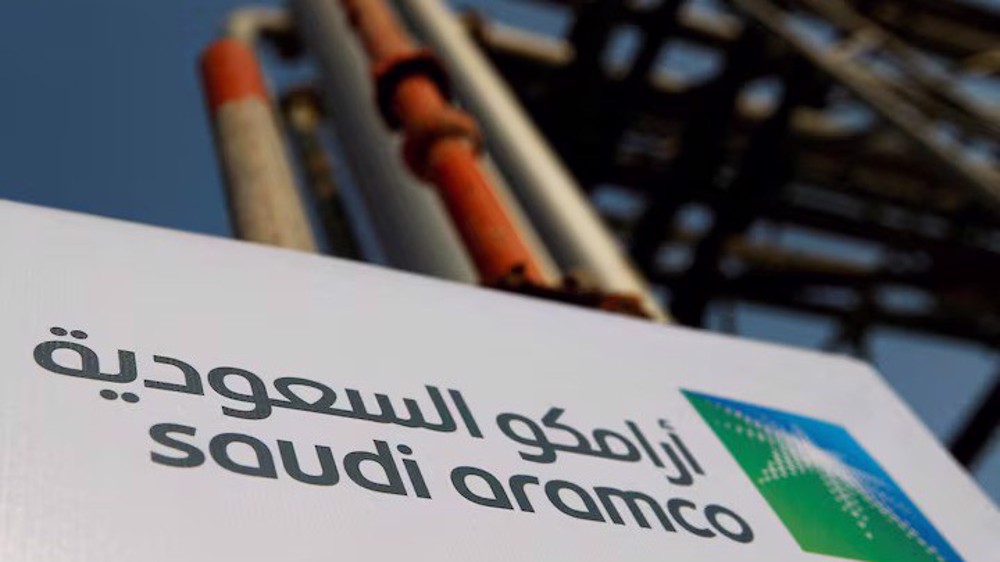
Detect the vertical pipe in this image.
<box><xmin>281</xmin><ymin>88</ymin><xmax>360</xmax><ymax>259</ymax></box>
<box><xmin>338</xmin><ymin>0</ymin><xmax>547</xmax><ymax>286</ymax></box>
<box><xmin>292</xmin><ymin>0</ymin><xmax>476</xmax><ymax>282</ymax></box>
<box><xmin>201</xmin><ymin>35</ymin><xmax>317</xmax><ymax>251</ymax></box>
<box><xmin>478</xmin><ymin>157</ymin><xmax>561</xmax><ymax>282</ymax></box>
<box><xmin>392</xmin><ymin>0</ymin><xmax>667</xmax><ymax>320</ymax></box>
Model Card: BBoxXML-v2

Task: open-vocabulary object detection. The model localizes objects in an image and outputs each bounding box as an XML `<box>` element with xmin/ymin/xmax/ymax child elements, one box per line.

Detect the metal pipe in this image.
<box><xmin>281</xmin><ymin>88</ymin><xmax>360</xmax><ymax>259</ymax></box>
<box><xmin>291</xmin><ymin>0</ymin><xmax>476</xmax><ymax>282</ymax></box>
<box><xmin>478</xmin><ymin>157</ymin><xmax>561</xmax><ymax>282</ymax></box>
<box><xmin>200</xmin><ymin>10</ymin><xmax>316</xmax><ymax>251</ymax></box>
<box><xmin>393</xmin><ymin>0</ymin><xmax>667</xmax><ymax>320</ymax></box>
<box><xmin>339</xmin><ymin>0</ymin><xmax>546</xmax><ymax>286</ymax></box>
<box><xmin>224</xmin><ymin>8</ymin><xmax>291</xmax><ymax>44</ymax></box>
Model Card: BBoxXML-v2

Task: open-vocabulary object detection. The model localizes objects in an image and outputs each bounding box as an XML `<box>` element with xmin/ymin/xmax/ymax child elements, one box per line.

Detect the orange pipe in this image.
<box><xmin>426</xmin><ymin>139</ymin><xmax>543</xmax><ymax>283</ymax></box>
<box><xmin>342</xmin><ymin>0</ymin><xmax>411</xmax><ymax>62</ymax></box>
<box><xmin>340</xmin><ymin>0</ymin><xmax>545</xmax><ymax>285</ymax></box>
<box><xmin>200</xmin><ymin>37</ymin><xmax>317</xmax><ymax>251</ymax></box>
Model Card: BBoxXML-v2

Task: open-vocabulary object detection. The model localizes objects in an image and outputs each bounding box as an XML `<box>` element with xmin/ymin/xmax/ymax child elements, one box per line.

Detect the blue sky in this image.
<box><xmin>0</xmin><ymin>0</ymin><xmax>996</xmax><ymax>500</ymax></box>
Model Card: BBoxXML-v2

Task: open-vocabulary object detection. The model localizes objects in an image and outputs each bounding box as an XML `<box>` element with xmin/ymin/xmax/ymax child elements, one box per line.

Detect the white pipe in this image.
<box><xmin>225</xmin><ymin>8</ymin><xmax>292</xmax><ymax>44</ymax></box>
<box><xmin>393</xmin><ymin>0</ymin><xmax>667</xmax><ymax>320</ymax></box>
<box><xmin>201</xmin><ymin>8</ymin><xmax>316</xmax><ymax>251</ymax></box>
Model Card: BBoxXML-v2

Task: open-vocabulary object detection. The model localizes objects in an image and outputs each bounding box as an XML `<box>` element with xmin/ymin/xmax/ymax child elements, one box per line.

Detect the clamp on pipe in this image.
<box><xmin>373</xmin><ymin>50</ymin><xmax>452</xmax><ymax>127</ymax></box>
<box><xmin>372</xmin><ymin>51</ymin><xmax>486</xmax><ymax>180</ymax></box>
<box><xmin>341</xmin><ymin>0</ymin><xmax>546</xmax><ymax>285</ymax></box>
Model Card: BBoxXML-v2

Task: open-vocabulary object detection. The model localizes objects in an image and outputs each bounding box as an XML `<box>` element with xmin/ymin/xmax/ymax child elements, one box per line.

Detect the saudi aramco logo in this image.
<box><xmin>683</xmin><ymin>390</ymin><xmax>961</xmax><ymax>562</ymax></box>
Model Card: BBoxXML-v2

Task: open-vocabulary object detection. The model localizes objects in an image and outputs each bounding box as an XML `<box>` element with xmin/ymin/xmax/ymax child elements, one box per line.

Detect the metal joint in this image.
<box><xmin>402</xmin><ymin>108</ymin><xmax>483</xmax><ymax>180</ymax></box>
<box><xmin>374</xmin><ymin>50</ymin><xmax>452</xmax><ymax>128</ymax></box>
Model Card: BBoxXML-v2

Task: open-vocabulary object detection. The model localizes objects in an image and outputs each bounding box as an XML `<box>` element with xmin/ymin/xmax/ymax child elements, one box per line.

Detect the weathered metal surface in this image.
<box><xmin>201</xmin><ymin>38</ymin><xmax>316</xmax><ymax>251</ymax></box>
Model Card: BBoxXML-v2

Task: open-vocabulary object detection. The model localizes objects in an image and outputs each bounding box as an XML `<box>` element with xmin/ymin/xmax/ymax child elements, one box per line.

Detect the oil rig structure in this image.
<box><xmin>198</xmin><ymin>0</ymin><xmax>1000</xmax><ymax>473</ymax></box>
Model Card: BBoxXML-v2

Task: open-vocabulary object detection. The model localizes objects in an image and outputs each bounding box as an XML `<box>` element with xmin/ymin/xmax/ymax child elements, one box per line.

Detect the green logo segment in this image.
<box><xmin>684</xmin><ymin>390</ymin><xmax>961</xmax><ymax>562</ymax></box>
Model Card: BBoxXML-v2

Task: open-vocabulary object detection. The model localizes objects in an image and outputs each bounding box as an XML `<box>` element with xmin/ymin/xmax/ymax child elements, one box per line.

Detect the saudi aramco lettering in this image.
<box><xmin>37</xmin><ymin>326</ymin><xmax>755</xmax><ymax>545</ymax></box>
<box><xmin>149</xmin><ymin>424</ymin><xmax>752</xmax><ymax>542</ymax></box>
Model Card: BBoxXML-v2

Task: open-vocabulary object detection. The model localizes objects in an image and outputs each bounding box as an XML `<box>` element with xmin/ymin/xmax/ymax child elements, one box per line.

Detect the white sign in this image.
<box><xmin>0</xmin><ymin>199</ymin><xmax>996</xmax><ymax>561</ymax></box>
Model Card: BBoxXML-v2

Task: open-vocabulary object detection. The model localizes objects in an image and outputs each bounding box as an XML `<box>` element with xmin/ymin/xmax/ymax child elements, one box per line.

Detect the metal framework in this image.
<box><xmin>459</xmin><ymin>0</ymin><xmax>1000</xmax><ymax>463</ymax></box>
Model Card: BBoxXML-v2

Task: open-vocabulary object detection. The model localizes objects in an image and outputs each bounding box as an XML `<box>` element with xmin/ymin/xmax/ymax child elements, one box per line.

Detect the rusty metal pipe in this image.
<box><xmin>394</xmin><ymin>0</ymin><xmax>668</xmax><ymax>320</ymax></box>
<box><xmin>292</xmin><ymin>0</ymin><xmax>477</xmax><ymax>281</ymax></box>
<box><xmin>340</xmin><ymin>0</ymin><xmax>546</xmax><ymax>285</ymax></box>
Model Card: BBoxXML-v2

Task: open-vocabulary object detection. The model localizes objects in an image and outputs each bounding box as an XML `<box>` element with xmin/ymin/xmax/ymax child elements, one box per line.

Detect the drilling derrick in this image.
<box><xmin>196</xmin><ymin>0</ymin><xmax>1000</xmax><ymax>471</ymax></box>
<box><xmin>452</xmin><ymin>0</ymin><xmax>1000</xmax><ymax>466</ymax></box>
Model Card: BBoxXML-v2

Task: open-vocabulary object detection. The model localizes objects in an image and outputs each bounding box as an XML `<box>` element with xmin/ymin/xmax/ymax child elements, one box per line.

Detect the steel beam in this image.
<box><xmin>951</xmin><ymin>373</ymin><xmax>1000</xmax><ymax>468</ymax></box>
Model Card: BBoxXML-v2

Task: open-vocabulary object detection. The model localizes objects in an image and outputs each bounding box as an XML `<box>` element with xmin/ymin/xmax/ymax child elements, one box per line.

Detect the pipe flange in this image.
<box><xmin>374</xmin><ymin>49</ymin><xmax>452</xmax><ymax>129</ymax></box>
<box><xmin>401</xmin><ymin>108</ymin><xmax>483</xmax><ymax>180</ymax></box>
